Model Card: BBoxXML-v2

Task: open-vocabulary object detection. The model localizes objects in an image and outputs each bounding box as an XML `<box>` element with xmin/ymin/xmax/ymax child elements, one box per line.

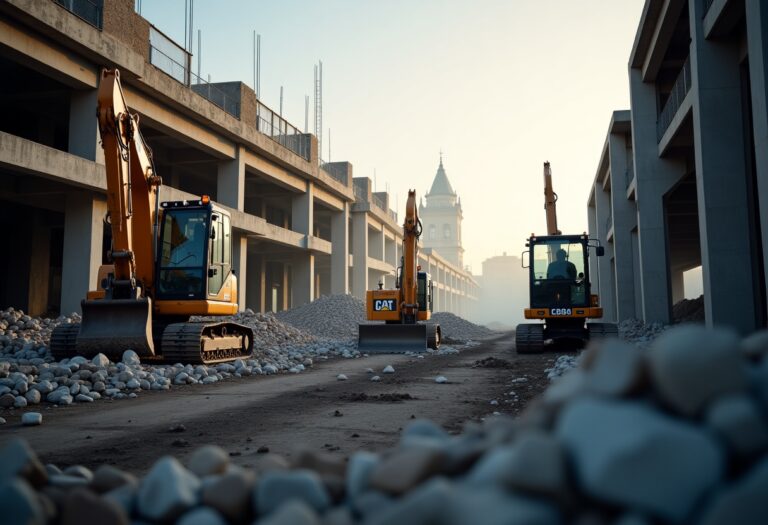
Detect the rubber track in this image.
<box><xmin>161</xmin><ymin>321</ymin><xmax>254</xmax><ymax>365</ymax></box>
<box><xmin>515</xmin><ymin>323</ymin><xmax>545</xmax><ymax>354</ymax></box>
<box><xmin>50</xmin><ymin>323</ymin><xmax>81</xmax><ymax>361</ymax></box>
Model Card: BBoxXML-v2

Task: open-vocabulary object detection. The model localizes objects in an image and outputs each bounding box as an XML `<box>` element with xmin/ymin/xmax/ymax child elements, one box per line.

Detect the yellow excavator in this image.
<box><xmin>516</xmin><ymin>162</ymin><xmax>617</xmax><ymax>353</ymax></box>
<box><xmin>357</xmin><ymin>190</ymin><xmax>441</xmax><ymax>353</ymax></box>
<box><xmin>50</xmin><ymin>69</ymin><xmax>253</xmax><ymax>364</ymax></box>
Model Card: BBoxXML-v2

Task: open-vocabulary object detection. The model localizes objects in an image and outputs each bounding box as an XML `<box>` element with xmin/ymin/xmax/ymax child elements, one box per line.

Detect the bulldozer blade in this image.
<box><xmin>357</xmin><ymin>323</ymin><xmax>429</xmax><ymax>354</ymax></box>
<box><xmin>74</xmin><ymin>298</ymin><xmax>155</xmax><ymax>360</ymax></box>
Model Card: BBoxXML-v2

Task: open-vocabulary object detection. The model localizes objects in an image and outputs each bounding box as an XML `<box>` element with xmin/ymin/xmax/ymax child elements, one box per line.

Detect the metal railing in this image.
<box><xmin>372</xmin><ymin>193</ymin><xmax>386</xmax><ymax>211</ymax></box>
<box><xmin>657</xmin><ymin>55</ymin><xmax>692</xmax><ymax>142</ymax></box>
<box><xmin>190</xmin><ymin>72</ymin><xmax>240</xmax><ymax>118</ymax></box>
<box><xmin>320</xmin><ymin>162</ymin><xmax>349</xmax><ymax>185</ymax></box>
<box><xmin>149</xmin><ymin>45</ymin><xmax>188</xmax><ymax>85</ymax></box>
<box><xmin>256</xmin><ymin>102</ymin><xmax>310</xmax><ymax>160</ymax></box>
<box><xmin>55</xmin><ymin>0</ymin><xmax>103</xmax><ymax>29</ymax></box>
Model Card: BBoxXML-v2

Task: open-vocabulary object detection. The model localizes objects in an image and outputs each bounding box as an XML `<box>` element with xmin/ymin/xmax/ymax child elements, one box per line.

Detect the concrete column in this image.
<box><xmin>282</xmin><ymin>264</ymin><xmax>290</xmax><ymax>310</ymax></box>
<box><xmin>690</xmin><ymin>0</ymin><xmax>758</xmax><ymax>333</ymax></box>
<box><xmin>69</xmin><ymin>89</ymin><xmax>104</xmax><ymax>164</ymax></box>
<box><xmin>292</xmin><ymin>181</ymin><xmax>314</xmax><ymax>236</ymax></box>
<box><xmin>232</xmin><ymin>233</ymin><xmax>247</xmax><ymax>311</ymax></box>
<box><xmin>587</xmin><ymin>201</ymin><xmax>599</xmax><ymax>292</ymax></box>
<box><xmin>595</xmin><ymin>184</ymin><xmax>617</xmax><ymax>322</ymax></box>
<box><xmin>671</xmin><ymin>270</ymin><xmax>685</xmax><ymax>304</ymax></box>
<box><xmin>61</xmin><ymin>193</ymin><xmax>107</xmax><ymax>315</ymax></box>
<box><xmin>609</xmin><ymin>133</ymin><xmax>638</xmax><ymax>321</ymax></box>
<box><xmin>746</xmin><ymin>0</ymin><xmax>768</xmax><ymax>322</ymax></box>
<box><xmin>629</xmin><ymin>67</ymin><xmax>685</xmax><ymax>324</ymax></box>
<box><xmin>28</xmin><ymin>217</ymin><xmax>51</xmax><ymax>316</ymax></box>
<box><xmin>246</xmin><ymin>253</ymin><xmax>266</xmax><ymax>313</ymax></box>
<box><xmin>217</xmin><ymin>146</ymin><xmax>245</xmax><ymax>210</ymax></box>
<box><xmin>292</xmin><ymin>253</ymin><xmax>315</xmax><ymax>307</ymax></box>
<box><xmin>331</xmin><ymin>202</ymin><xmax>349</xmax><ymax>295</ymax></box>
<box><xmin>369</xmin><ymin>224</ymin><xmax>384</xmax><ymax>260</ymax></box>
<box><xmin>352</xmin><ymin>212</ymin><xmax>368</xmax><ymax>299</ymax></box>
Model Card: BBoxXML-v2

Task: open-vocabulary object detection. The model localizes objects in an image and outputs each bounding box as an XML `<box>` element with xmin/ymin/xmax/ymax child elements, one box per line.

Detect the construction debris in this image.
<box><xmin>2</xmin><ymin>324</ymin><xmax>766</xmax><ymax>523</ymax></box>
<box><xmin>431</xmin><ymin>312</ymin><xmax>496</xmax><ymax>342</ymax></box>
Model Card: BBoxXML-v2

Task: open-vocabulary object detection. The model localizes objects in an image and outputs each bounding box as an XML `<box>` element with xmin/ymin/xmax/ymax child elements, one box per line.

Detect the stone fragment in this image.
<box><xmin>201</xmin><ymin>468</ymin><xmax>256</xmax><ymax>523</ymax></box>
<box><xmin>14</xmin><ymin>395</ymin><xmax>27</xmax><ymax>408</ymax></box>
<box><xmin>346</xmin><ymin>452</ymin><xmax>379</xmax><ymax>501</ymax></box>
<box><xmin>176</xmin><ymin>507</ymin><xmax>227</xmax><ymax>525</ymax></box>
<box><xmin>61</xmin><ymin>487</ymin><xmax>128</xmax><ymax>525</ymax></box>
<box><xmin>699</xmin><ymin>456</ymin><xmax>768</xmax><ymax>525</ymax></box>
<box><xmin>383</xmin><ymin>365</ymin><xmax>395</xmax><ymax>374</ymax></box>
<box><xmin>435</xmin><ymin>375</ymin><xmax>447</xmax><ymax>384</ymax></box>
<box><xmin>648</xmin><ymin>326</ymin><xmax>746</xmax><ymax>416</ymax></box>
<box><xmin>0</xmin><ymin>478</ymin><xmax>46</xmax><ymax>525</ymax></box>
<box><xmin>256</xmin><ymin>469</ymin><xmax>331</xmax><ymax>516</ymax></box>
<box><xmin>258</xmin><ymin>500</ymin><xmax>320</xmax><ymax>525</ymax></box>
<box><xmin>104</xmin><ymin>483</ymin><xmax>137</xmax><ymax>517</ymax></box>
<box><xmin>75</xmin><ymin>394</ymin><xmax>93</xmax><ymax>403</ymax></box>
<box><xmin>370</xmin><ymin>375</ymin><xmax>381</xmax><ymax>382</ymax></box>
<box><xmin>187</xmin><ymin>445</ymin><xmax>229</xmax><ymax>477</ymax></box>
<box><xmin>137</xmin><ymin>456</ymin><xmax>200</xmax><ymax>522</ymax></box>
<box><xmin>63</xmin><ymin>465</ymin><xmax>93</xmax><ymax>481</ymax></box>
<box><xmin>364</xmin><ymin>478</ymin><xmax>451</xmax><ymax>525</ymax></box>
<box><xmin>49</xmin><ymin>474</ymin><xmax>90</xmax><ymax>489</ymax></box>
<box><xmin>25</xmin><ymin>389</ymin><xmax>41</xmax><ymax>404</ymax></box>
<box><xmin>0</xmin><ymin>392</ymin><xmax>15</xmax><ymax>407</ymax></box>
<box><xmin>91</xmin><ymin>464</ymin><xmax>138</xmax><ymax>493</ymax></box>
<box><xmin>584</xmin><ymin>339</ymin><xmax>645</xmax><ymax>396</ymax></box>
<box><xmin>557</xmin><ymin>398</ymin><xmax>723</xmax><ymax>522</ymax></box>
<box><xmin>467</xmin><ymin>430</ymin><xmax>566</xmax><ymax>496</ymax></box>
<box><xmin>21</xmin><ymin>412</ymin><xmax>43</xmax><ymax>426</ymax></box>
<box><xmin>336</xmin><ymin>374</ymin><xmax>348</xmax><ymax>381</ymax></box>
<box><xmin>0</xmin><ymin>437</ymin><xmax>47</xmax><ymax>488</ymax></box>
<box><xmin>446</xmin><ymin>486</ymin><xmax>560</xmax><ymax>525</ymax></box>
<box><xmin>122</xmin><ymin>350</ymin><xmax>141</xmax><ymax>366</ymax></box>
<box><xmin>368</xmin><ymin>446</ymin><xmax>445</xmax><ymax>496</ymax></box>
<box><xmin>0</xmin><ymin>416</ymin><xmax>5</xmax><ymax>424</ymax></box>
<box><xmin>707</xmin><ymin>394</ymin><xmax>768</xmax><ymax>458</ymax></box>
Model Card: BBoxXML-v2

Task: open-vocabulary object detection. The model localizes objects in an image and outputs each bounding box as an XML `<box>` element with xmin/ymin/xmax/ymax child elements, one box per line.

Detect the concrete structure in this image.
<box><xmin>0</xmin><ymin>0</ymin><xmax>476</xmax><ymax>317</ymax></box>
<box><xmin>471</xmin><ymin>253</ymin><xmax>529</xmax><ymax>328</ymax></box>
<box><xmin>588</xmin><ymin>0</ymin><xmax>768</xmax><ymax>334</ymax></box>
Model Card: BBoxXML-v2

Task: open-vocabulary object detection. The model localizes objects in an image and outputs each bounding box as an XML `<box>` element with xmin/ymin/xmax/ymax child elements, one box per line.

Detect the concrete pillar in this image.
<box><xmin>282</xmin><ymin>264</ymin><xmax>290</xmax><ymax>310</ymax></box>
<box><xmin>69</xmin><ymin>89</ymin><xmax>104</xmax><ymax>164</ymax></box>
<box><xmin>61</xmin><ymin>193</ymin><xmax>106</xmax><ymax>315</ymax></box>
<box><xmin>587</xmin><ymin>201</ymin><xmax>599</xmax><ymax>292</ymax></box>
<box><xmin>246</xmin><ymin>253</ymin><xmax>266</xmax><ymax>313</ymax></box>
<box><xmin>217</xmin><ymin>146</ymin><xmax>245</xmax><ymax>210</ymax></box>
<box><xmin>292</xmin><ymin>181</ymin><xmax>314</xmax><ymax>236</ymax></box>
<box><xmin>352</xmin><ymin>212</ymin><xmax>368</xmax><ymax>299</ymax></box>
<box><xmin>369</xmin><ymin>224</ymin><xmax>384</xmax><ymax>260</ymax></box>
<box><xmin>629</xmin><ymin>68</ymin><xmax>685</xmax><ymax>324</ymax></box>
<box><xmin>232</xmin><ymin>233</ymin><xmax>247</xmax><ymax>311</ymax></box>
<box><xmin>690</xmin><ymin>0</ymin><xmax>758</xmax><ymax>333</ymax></box>
<box><xmin>292</xmin><ymin>253</ymin><xmax>314</xmax><ymax>307</ymax></box>
<box><xmin>746</xmin><ymin>0</ymin><xmax>768</xmax><ymax>324</ymax></box>
<box><xmin>28</xmin><ymin>217</ymin><xmax>51</xmax><ymax>317</ymax></box>
<box><xmin>671</xmin><ymin>270</ymin><xmax>685</xmax><ymax>304</ymax></box>
<box><xmin>595</xmin><ymin>184</ymin><xmax>617</xmax><ymax>322</ymax></box>
<box><xmin>331</xmin><ymin>202</ymin><xmax>349</xmax><ymax>295</ymax></box>
<box><xmin>609</xmin><ymin>133</ymin><xmax>638</xmax><ymax>321</ymax></box>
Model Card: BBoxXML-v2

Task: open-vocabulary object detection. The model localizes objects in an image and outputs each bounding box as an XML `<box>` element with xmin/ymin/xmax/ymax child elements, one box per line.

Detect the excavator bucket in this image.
<box><xmin>74</xmin><ymin>298</ymin><xmax>155</xmax><ymax>360</ymax></box>
<box><xmin>357</xmin><ymin>323</ymin><xmax>429</xmax><ymax>354</ymax></box>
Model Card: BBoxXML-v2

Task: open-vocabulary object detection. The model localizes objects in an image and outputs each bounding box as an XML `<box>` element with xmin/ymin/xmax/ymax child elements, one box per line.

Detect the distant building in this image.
<box><xmin>419</xmin><ymin>156</ymin><xmax>464</xmax><ymax>269</ymax></box>
<box><xmin>472</xmin><ymin>252</ymin><xmax>529</xmax><ymax>328</ymax></box>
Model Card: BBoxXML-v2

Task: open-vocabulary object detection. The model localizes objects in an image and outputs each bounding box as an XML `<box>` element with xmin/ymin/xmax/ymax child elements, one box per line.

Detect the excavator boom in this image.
<box><xmin>543</xmin><ymin>161</ymin><xmax>562</xmax><ymax>236</ymax></box>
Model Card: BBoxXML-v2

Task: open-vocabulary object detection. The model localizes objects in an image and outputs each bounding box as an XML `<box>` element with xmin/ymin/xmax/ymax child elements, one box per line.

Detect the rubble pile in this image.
<box><xmin>275</xmin><ymin>295</ymin><xmax>369</xmax><ymax>341</ymax></box>
<box><xmin>430</xmin><ymin>312</ymin><xmax>496</xmax><ymax>342</ymax></box>
<box><xmin>7</xmin><ymin>324</ymin><xmax>766</xmax><ymax>524</ymax></box>
<box><xmin>673</xmin><ymin>295</ymin><xmax>705</xmax><ymax>324</ymax></box>
<box><xmin>0</xmin><ymin>308</ymin><xmax>77</xmax><ymax>364</ymax></box>
<box><xmin>618</xmin><ymin>318</ymin><xmax>668</xmax><ymax>347</ymax></box>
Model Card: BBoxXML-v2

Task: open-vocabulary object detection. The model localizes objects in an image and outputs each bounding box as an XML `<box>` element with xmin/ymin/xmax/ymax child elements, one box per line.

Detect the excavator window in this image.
<box><xmin>157</xmin><ymin>209</ymin><xmax>208</xmax><ymax>299</ymax></box>
<box><xmin>530</xmin><ymin>239</ymin><xmax>588</xmax><ymax>308</ymax></box>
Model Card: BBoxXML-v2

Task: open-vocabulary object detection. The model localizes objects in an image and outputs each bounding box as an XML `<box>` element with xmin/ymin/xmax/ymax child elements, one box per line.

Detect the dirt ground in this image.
<box><xmin>0</xmin><ymin>332</ymin><xmax>558</xmax><ymax>475</ymax></box>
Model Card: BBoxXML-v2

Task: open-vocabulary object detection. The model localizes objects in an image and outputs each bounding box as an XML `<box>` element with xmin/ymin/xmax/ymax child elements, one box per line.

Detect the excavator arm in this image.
<box><xmin>400</xmin><ymin>190</ymin><xmax>421</xmax><ymax>322</ymax></box>
<box><xmin>543</xmin><ymin>161</ymin><xmax>561</xmax><ymax>236</ymax></box>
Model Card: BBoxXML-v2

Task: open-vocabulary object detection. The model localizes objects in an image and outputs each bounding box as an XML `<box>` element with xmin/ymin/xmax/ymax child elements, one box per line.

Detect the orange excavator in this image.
<box><xmin>515</xmin><ymin>162</ymin><xmax>617</xmax><ymax>353</ymax></box>
<box><xmin>357</xmin><ymin>190</ymin><xmax>441</xmax><ymax>353</ymax></box>
<box><xmin>50</xmin><ymin>69</ymin><xmax>253</xmax><ymax>364</ymax></box>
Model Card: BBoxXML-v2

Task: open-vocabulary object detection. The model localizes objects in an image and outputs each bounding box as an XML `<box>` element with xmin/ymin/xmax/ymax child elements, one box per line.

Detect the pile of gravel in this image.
<box><xmin>0</xmin><ymin>307</ymin><xmax>358</xmax><ymax>409</ymax></box>
<box><xmin>3</xmin><ymin>324</ymin><xmax>767</xmax><ymax>524</ymax></box>
<box><xmin>673</xmin><ymin>295</ymin><xmax>705</xmax><ymax>324</ymax></box>
<box><xmin>431</xmin><ymin>312</ymin><xmax>496</xmax><ymax>342</ymax></box>
<box><xmin>618</xmin><ymin>318</ymin><xmax>668</xmax><ymax>347</ymax></box>
<box><xmin>275</xmin><ymin>295</ymin><xmax>368</xmax><ymax>341</ymax></box>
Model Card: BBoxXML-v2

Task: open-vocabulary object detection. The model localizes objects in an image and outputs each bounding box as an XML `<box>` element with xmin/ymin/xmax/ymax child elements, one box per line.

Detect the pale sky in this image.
<box><xmin>139</xmin><ymin>0</ymin><xmax>647</xmax><ymax>274</ymax></box>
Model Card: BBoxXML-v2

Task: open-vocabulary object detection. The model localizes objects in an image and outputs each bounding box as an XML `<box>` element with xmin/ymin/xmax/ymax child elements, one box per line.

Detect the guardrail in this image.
<box><xmin>55</xmin><ymin>0</ymin><xmax>102</xmax><ymax>29</ymax></box>
<box><xmin>256</xmin><ymin>102</ymin><xmax>309</xmax><ymax>160</ymax></box>
<box><xmin>190</xmin><ymin>72</ymin><xmax>240</xmax><ymax>118</ymax></box>
<box><xmin>372</xmin><ymin>193</ymin><xmax>386</xmax><ymax>211</ymax></box>
<box><xmin>656</xmin><ymin>55</ymin><xmax>691</xmax><ymax>142</ymax></box>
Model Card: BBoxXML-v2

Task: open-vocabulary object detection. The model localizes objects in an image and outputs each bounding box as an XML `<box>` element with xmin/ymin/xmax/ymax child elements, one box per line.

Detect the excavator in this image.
<box><xmin>515</xmin><ymin>162</ymin><xmax>617</xmax><ymax>353</ymax></box>
<box><xmin>50</xmin><ymin>69</ymin><xmax>253</xmax><ymax>364</ymax></box>
<box><xmin>357</xmin><ymin>190</ymin><xmax>441</xmax><ymax>353</ymax></box>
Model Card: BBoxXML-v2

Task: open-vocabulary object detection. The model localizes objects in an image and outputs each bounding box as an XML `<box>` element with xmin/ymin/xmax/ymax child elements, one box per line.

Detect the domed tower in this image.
<box><xmin>419</xmin><ymin>155</ymin><xmax>464</xmax><ymax>268</ymax></box>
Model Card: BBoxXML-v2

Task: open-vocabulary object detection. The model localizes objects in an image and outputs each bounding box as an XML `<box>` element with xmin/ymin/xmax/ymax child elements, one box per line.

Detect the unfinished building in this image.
<box><xmin>588</xmin><ymin>0</ymin><xmax>768</xmax><ymax>334</ymax></box>
<box><xmin>0</xmin><ymin>0</ymin><xmax>477</xmax><ymax>318</ymax></box>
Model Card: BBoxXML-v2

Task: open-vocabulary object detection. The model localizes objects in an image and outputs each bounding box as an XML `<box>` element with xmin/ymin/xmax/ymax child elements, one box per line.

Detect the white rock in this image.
<box><xmin>177</xmin><ymin>507</ymin><xmax>227</xmax><ymax>525</ymax></box>
<box><xmin>383</xmin><ymin>365</ymin><xmax>395</xmax><ymax>374</ymax></box>
<box><xmin>75</xmin><ymin>394</ymin><xmax>93</xmax><ymax>403</ymax></box>
<box><xmin>21</xmin><ymin>412</ymin><xmax>42</xmax><ymax>426</ymax></box>
<box><xmin>435</xmin><ymin>376</ymin><xmax>448</xmax><ymax>384</ymax></box>
<box><xmin>370</xmin><ymin>376</ymin><xmax>381</xmax><ymax>382</ymax></box>
<box><xmin>257</xmin><ymin>469</ymin><xmax>331</xmax><ymax>515</ymax></box>
<box><xmin>137</xmin><ymin>456</ymin><xmax>200</xmax><ymax>522</ymax></box>
<box><xmin>14</xmin><ymin>396</ymin><xmax>27</xmax><ymax>408</ymax></box>
<box><xmin>336</xmin><ymin>374</ymin><xmax>348</xmax><ymax>381</ymax></box>
<box><xmin>122</xmin><ymin>350</ymin><xmax>141</xmax><ymax>366</ymax></box>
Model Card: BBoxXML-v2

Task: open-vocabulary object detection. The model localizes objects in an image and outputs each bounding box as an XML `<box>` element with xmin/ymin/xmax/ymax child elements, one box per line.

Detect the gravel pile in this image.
<box><xmin>618</xmin><ymin>318</ymin><xmax>668</xmax><ymax>347</ymax></box>
<box><xmin>431</xmin><ymin>312</ymin><xmax>496</xmax><ymax>342</ymax></box>
<box><xmin>0</xmin><ymin>307</ymin><xmax>358</xmax><ymax>409</ymax></box>
<box><xmin>3</xmin><ymin>324</ymin><xmax>767</xmax><ymax>524</ymax></box>
<box><xmin>275</xmin><ymin>295</ymin><xmax>368</xmax><ymax>341</ymax></box>
<box><xmin>673</xmin><ymin>295</ymin><xmax>705</xmax><ymax>324</ymax></box>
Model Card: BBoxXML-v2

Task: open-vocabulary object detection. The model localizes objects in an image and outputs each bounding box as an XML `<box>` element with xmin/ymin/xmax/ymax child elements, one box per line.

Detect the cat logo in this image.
<box><xmin>374</xmin><ymin>299</ymin><xmax>396</xmax><ymax>311</ymax></box>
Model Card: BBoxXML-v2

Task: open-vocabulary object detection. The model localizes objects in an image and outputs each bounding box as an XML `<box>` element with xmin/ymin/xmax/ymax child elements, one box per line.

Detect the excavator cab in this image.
<box><xmin>516</xmin><ymin>234</ymin><xmax>616</xmax><ymax>353</ymax></box>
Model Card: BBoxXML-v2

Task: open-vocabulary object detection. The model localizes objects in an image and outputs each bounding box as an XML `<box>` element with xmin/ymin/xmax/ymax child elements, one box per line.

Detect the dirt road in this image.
<box><xmin>0</xmin><ymin>332</ymin><xmax>556</xmax><ymax>474</ymax></box>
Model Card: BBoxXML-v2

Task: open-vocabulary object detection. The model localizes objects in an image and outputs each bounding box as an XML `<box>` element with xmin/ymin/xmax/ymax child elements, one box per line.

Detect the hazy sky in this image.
<box><xmin>139</xmin><ymin>0</ymin><xmax>646</xmax><ymax>274</ymax></box>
